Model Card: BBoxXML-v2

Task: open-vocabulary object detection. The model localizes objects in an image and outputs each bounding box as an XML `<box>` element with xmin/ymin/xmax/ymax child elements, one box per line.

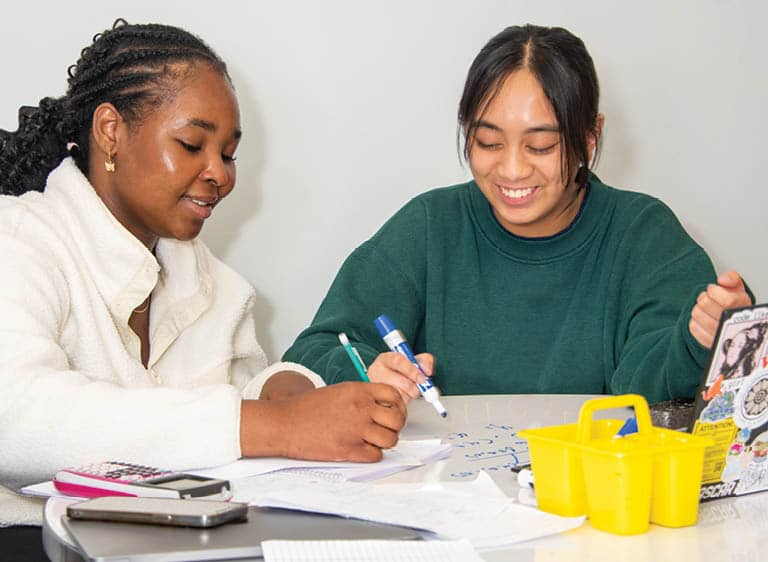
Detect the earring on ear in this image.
<box><xmin>575</xmin><ymin>162</ymin><xmax>588</xmax><ymax>187</ymax></box>
<box><xmin>105</xmin><ymin>152</ymin><xmax>116</xmax><ymax>173</ymax></box>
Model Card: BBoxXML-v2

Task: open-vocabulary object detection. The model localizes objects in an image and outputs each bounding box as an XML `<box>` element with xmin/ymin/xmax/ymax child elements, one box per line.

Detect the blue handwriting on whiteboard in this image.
<box><xmin>446</xmin><ymin>423</ymin><xmax>530</xmax><ymax>479</ymax></box>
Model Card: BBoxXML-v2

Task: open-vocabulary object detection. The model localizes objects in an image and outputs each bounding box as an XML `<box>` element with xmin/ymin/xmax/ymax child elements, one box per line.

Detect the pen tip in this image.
<box><xmin>441</xmin><ymin>412</ymin><xmax>447</xmax><ymax>418</ymax></box>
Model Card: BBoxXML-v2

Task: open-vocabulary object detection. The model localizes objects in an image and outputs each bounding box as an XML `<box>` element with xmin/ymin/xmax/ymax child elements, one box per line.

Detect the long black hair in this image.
<box><xmin>0</xmin><ymin>19</ymin><xmax>229</xmax><ymax>195</ymax></box>
<box><xmin>458</xmin><ymin>24</ymin><xmax>601</xmax><ymax>189</ymax></box>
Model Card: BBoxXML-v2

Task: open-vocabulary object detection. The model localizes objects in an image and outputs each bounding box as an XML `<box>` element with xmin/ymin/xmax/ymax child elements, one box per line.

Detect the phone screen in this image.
<box><xmin>151</xmin><ymin>478</ymin><xmax>214</xmax><ymax>490</ymax></box>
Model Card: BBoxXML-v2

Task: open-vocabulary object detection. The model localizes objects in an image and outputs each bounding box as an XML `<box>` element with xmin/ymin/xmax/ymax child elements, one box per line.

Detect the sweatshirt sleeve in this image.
<box><xmin>283</xmin><ymin>199</ymin><xmax>428</xmax><ymax>383</ymax></box>
<box><xmin>0</xmin><ymin>233</ymin><xmax>232</xmax><ymax>488</ymax></box>
<box><xmin>606</xmin><ymin>198</ymin><xmax>718</xmax><ymax>402</ymax></box>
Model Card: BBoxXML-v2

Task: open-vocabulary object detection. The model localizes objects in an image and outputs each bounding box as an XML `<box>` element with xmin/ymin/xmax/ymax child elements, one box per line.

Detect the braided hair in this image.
<box><xmin>0</xmin><ymin>19</ymin><xmax>229</xmax><ymax>195</ymax></box>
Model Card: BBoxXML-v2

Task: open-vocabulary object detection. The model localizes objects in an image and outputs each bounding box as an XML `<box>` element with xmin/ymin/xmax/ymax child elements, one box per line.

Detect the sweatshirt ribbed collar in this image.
<box><xmin>467</xmin><ymin>175</ymin><xmax>613</xmax><ymax>263</ymax></box>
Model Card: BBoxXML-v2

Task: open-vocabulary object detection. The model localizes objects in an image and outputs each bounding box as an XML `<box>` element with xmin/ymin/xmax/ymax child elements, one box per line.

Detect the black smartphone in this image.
<box><xmin>66</xmin><ymin>496</ymin><xmax>248</xmax><ymax>528</ymax></box>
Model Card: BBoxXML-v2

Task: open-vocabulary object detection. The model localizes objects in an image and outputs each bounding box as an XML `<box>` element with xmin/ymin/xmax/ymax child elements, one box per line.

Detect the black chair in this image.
<box><xmin>0</xmin><ymin>525</ymin><xmax>49</xmax><ymax>561</ymax></box>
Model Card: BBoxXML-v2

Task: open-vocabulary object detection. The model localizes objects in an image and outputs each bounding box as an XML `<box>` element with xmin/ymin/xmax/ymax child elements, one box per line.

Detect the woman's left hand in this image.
<box><xmin>259</xmin><ymin>371</ymin><xmax>316</xmax><ymax>400</ymax></box>
<box><xmin>690</xmin><ymin>270</ymin><xmax>753</xmax><ymax>348</ymax></box>
<box><xmin>366</xmin><ymin>352</ymin><xmax>435</xmax><ymax>404</ymax></box>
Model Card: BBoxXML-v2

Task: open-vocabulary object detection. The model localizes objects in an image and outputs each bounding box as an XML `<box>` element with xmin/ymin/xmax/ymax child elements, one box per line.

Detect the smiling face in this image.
<box><xmin>468</xmin><ymin>68</ymin><xmax>587</xmax><ymax>238</ymax></box>
<box><xmin>90</xmin><ymin>63</ymin><xmax>241</xmax><ymax>249</ymax></box>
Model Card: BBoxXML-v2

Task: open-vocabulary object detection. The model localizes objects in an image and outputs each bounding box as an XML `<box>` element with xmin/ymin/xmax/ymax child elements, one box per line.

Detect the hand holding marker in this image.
<box><xmin>374</xmin><ymin>314</ymin><xmax>447</xmax><ymax>418</ymax></box>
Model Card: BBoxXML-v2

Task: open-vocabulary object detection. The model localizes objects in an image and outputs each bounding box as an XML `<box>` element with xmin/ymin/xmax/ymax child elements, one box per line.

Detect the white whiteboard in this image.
<box><xmin>2</xmin><ymin>0</ymin><xmax>765</xmax><ymax>360</ymax></box>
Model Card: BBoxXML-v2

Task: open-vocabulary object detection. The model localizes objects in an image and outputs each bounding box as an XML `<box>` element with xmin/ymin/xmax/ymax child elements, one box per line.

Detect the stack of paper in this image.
<box><xmin>20</xmin><ymin>439</ymin><xmax>451</xmax><ymax>500</ymax></box>
<box><xmin>230</xmin><ymin>470</ymin><xmax>584</xmax><ymax>550</ymax></box>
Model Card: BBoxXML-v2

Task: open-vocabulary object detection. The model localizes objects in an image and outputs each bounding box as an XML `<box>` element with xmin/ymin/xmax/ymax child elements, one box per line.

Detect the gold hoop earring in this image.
<box><xmin>105</xmin><ymin>152</ymin><xmax>116</xmax><ymax>173</ymax></box>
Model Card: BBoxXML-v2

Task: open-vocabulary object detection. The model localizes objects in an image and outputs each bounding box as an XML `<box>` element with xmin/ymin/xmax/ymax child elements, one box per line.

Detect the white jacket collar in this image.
<box><xmin>44</xmin><ymin>158</ymin><xmax>213</xmax><ymax>330</ymax></box>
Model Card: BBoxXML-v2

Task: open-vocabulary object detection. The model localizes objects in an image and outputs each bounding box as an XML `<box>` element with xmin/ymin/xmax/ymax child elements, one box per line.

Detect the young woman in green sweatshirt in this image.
<box><xmin>283</xmin><ymin>24</ymin><xmax>752</xmax><ymax>403</ymax></box>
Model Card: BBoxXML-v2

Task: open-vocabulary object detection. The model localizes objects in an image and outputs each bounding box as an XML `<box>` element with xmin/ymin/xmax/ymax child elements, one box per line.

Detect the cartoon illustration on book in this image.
<box><xmin>706</xmin><ymin>319</ymin><xmax>768</xmax><ymax>386</ymax></box>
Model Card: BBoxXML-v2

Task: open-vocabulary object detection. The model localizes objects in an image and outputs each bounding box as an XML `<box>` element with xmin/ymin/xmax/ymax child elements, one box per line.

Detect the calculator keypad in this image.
<box><xmin>78</xmin><ymin>461</ymin><xmax>170</xmax><ymax>482</ymax></box>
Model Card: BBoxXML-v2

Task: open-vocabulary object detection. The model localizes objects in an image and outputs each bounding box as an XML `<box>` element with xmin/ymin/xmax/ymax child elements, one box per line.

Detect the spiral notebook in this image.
<box><xmin>261</xmin><ymin>539</ymin><xmax>482</xmax><ymax>562</ymax></box>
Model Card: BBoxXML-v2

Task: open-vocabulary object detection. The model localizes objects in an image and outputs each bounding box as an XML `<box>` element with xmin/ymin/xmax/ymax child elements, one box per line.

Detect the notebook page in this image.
<box><xmin>262</xmin><ymin>539</ymin><xmax>483</xmax><ymax>562</ymax></box>
<box><xmin>186</xmin><ymin>439</ymin><xmax>445</xmax><ymax>481</ymax></box>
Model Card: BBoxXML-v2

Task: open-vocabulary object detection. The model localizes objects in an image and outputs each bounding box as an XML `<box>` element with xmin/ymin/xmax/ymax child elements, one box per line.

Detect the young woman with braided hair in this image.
<box><xmin>0</xmin><ymin>20</ymin><xmax>405</xmax><ymax>545</ymax></box>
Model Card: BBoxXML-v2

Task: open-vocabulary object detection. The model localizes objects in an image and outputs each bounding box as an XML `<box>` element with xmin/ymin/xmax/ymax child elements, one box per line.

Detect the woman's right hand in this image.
<box><xmin>367</xmin><ymin>351</ymin><xmax>435</xmax><ymax>403</ymax></box>
<box><xmin>240</xmin><ymin>381</ymin><xmax>406</xmax><ymax>462</ymax></box>
<box><xmin>690</xmin><ymin>270</ymin><xmax>752</xmax><ymax>348</ymax></box>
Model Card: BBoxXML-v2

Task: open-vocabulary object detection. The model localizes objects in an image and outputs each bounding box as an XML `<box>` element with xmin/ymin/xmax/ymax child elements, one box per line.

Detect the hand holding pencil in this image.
<box><xmin>338</xmin><ymin>332</ymin><xmax>433</xmax><ymax>404</ymax></box>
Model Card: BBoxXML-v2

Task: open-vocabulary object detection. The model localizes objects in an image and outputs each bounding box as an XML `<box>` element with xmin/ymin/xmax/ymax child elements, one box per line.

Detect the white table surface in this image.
<box><xmin>44</xmin><ymin>394</ymin><xmax>768</xmax><ymax>561</ymax></box>
<box><xmin>395</xmin><ymin>394</ymin><xmax>767</xmax><ymax>562</ymax></box>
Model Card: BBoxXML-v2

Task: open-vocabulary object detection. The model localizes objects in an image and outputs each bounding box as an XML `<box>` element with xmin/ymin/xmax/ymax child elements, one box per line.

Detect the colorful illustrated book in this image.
<box><xmin>690</xmin><ymin>303</ymin><xmax>768</xmax><ymax>501</ymax></box>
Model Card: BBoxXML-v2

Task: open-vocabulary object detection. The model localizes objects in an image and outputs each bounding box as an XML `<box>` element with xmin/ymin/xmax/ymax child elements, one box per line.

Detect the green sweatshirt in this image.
<box><xmin>283</xmin><ymin>177</ymin><xmax>717</xmax><ymax>402</ymax></box>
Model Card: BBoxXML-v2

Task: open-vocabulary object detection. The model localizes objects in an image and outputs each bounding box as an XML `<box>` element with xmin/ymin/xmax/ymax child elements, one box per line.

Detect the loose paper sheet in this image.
<box><xmin>231</xmin><ymin>470</ymin><xmax>584</xmax><ymax>550</ymax></box>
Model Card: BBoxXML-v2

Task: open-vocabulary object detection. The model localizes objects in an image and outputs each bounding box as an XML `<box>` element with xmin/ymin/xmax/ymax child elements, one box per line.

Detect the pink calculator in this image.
<box><xmin>53</xmin><ymin>461</ymin><xmax>231</xmax><ymax>500</ymax></box>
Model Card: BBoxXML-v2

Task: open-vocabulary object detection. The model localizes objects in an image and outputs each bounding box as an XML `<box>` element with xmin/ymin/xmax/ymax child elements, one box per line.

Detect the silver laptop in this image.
<box><xmin>62</xmin><ymin>506</ymin><xmax>422</xmax><ymax>561</ymax></box>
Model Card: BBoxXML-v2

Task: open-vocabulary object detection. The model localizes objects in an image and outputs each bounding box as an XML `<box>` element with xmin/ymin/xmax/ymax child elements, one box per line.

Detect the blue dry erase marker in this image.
<box><xmin>615</xmin><ymin>417</ymin><xmax>638</xmax><ymax>437</ymax></box>
<box><xmin>338</xmin><ymin>333</ymin><xmax>370</xmax><ymax>382</ymax></box>
<box><xmin>373</xmin><ymin>314</ymin><xmax>447</xmax><ymax>418</ymax></box>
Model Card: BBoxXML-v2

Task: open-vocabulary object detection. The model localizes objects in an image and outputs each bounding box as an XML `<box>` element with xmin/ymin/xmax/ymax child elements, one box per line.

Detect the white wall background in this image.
<box><xmin>2</xmin><ymin>1</ymin><xmax>766</xmax><ymax>361</ymax></box>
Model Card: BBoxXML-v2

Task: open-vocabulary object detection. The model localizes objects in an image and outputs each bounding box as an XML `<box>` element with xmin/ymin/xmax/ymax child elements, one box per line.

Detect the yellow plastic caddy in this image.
<box><xmin>518</xmin><ymin>394</ymin><xmax>712</xmax><ymax>535</ymax></box>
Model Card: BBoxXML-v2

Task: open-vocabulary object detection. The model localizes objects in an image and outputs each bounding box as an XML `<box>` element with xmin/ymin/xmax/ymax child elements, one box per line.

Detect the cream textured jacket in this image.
<box><xmin>0</xmin><ymin>159</ymin><xmax>323</xmax><ymax>525</ymax></box>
